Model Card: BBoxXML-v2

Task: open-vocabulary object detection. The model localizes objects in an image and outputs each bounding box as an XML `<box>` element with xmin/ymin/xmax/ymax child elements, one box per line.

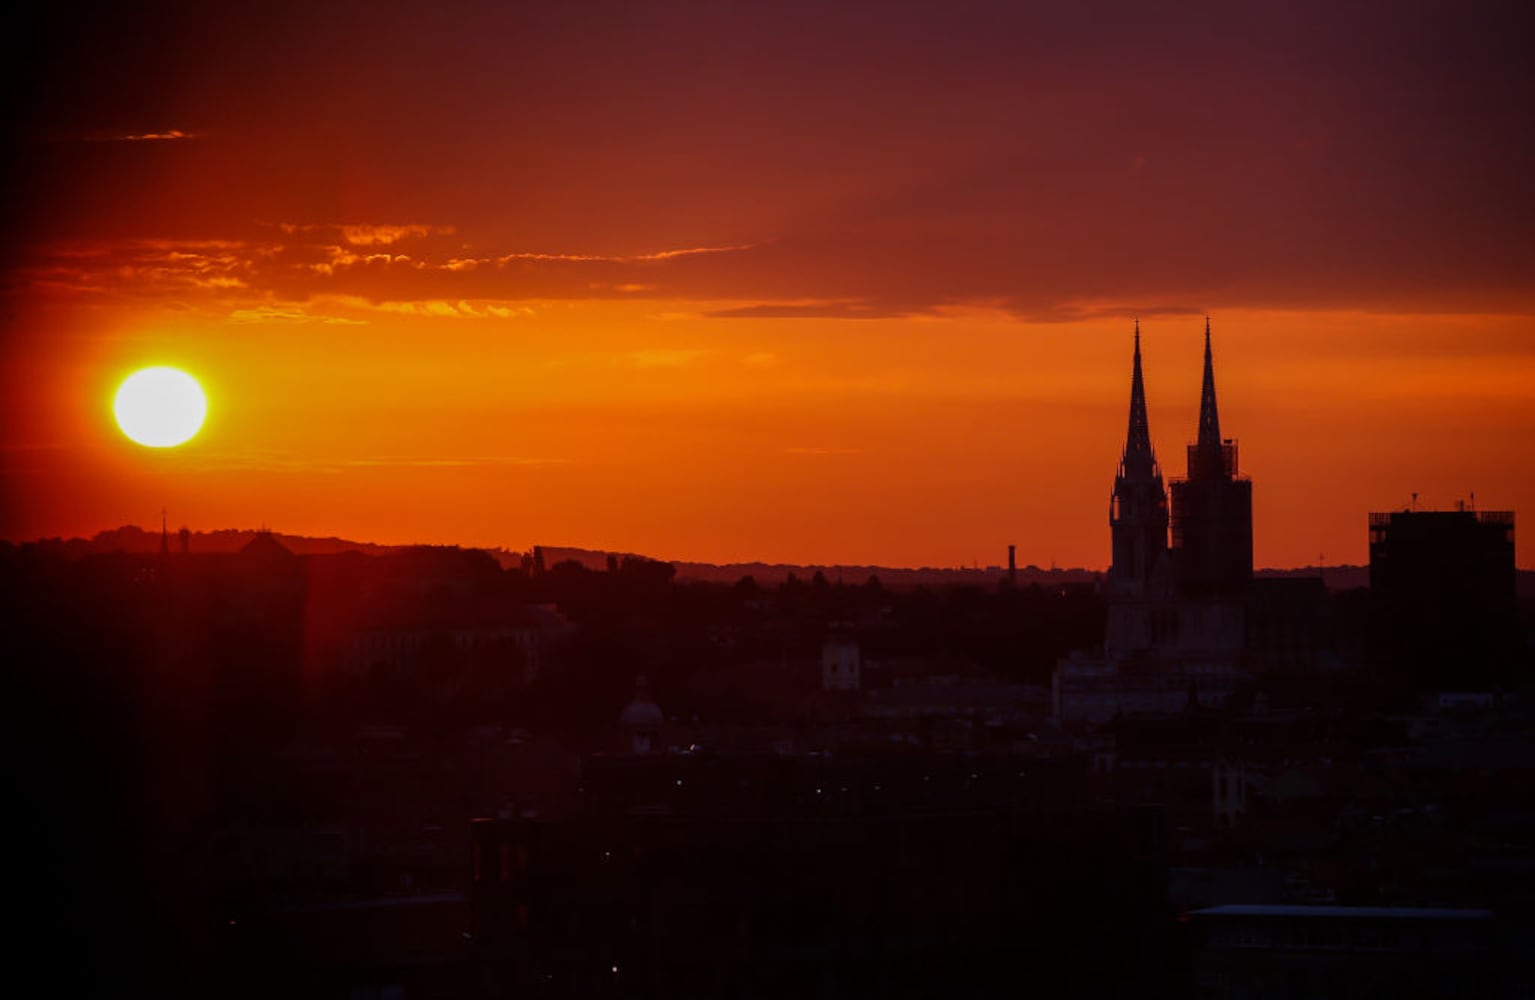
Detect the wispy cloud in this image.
<box><xmin>276</xmin><ymin>223</ymin><xmax>455</xmax><ymax>246</ymax></box>
<box><xmin>339</xmin><ymin>224</ymin><xmax>451</xmax><ymax>246</ymax></box>
<box><xmin>370</xmin><ymin>299</ymin><xmax>534</xmax><ymax>319</ymax></box>
<box><xmin>18</xmin><ymin>229</ymin><xmax>768</xmax><ymax>320</ymax></box>
<box><xmin>496</xmin><ymin>243</ymin><xmax>756</xmax><ymax>265</ymax></box>
<box><xmin>83</xmin><ymin>129</ymin><xmax>203</xmax><ymax>142</ymax></box>
<box><xmin>226</xmin><ymin>304</ymin><xmax>368</xmax><ymax>325</ymax></box>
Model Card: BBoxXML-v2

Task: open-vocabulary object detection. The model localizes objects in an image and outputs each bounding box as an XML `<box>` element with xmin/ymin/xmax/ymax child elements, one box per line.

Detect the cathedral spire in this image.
<box><xmin>1110</xmin><ymin>321</ymin><xmax>1168</xmax><ymax>597</ymax></box>
<box><xmin>1198</xmin><ymin>317</ymin><xmax>1220</xmax><ymax>447</ymax></box>
<box><xmin>1193</xmin><ymin>316</ymin><xmax>1226</xmax><ymax>477</ymax></box>
<box><xmin>1122</xmin><ymin>319</ymin><xmax>1155</xmax><ymax>478</ymax></box>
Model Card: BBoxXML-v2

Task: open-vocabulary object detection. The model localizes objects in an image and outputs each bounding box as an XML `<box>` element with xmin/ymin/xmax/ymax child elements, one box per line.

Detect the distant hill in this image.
<box><xmin>532</xmin><ymin>544</ymin><xmax>1098</xmax><ymax>588</ymax></box>
<box><xmin>23</xmin><ymin>524</ymin><xmax>433</xmax><ymax>560</ymax></box>
<box><xmin>26</xmin><ymin>527</ymin><xmax>1532</xmax><ymax>595</ymax></box>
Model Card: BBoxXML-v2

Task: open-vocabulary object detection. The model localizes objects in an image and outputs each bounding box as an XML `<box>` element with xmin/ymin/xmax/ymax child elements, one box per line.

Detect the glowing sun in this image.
<box><xmin>114</xmin><ymin>366</ymin><xmax>207</xmax><ymax>447</ymax></box>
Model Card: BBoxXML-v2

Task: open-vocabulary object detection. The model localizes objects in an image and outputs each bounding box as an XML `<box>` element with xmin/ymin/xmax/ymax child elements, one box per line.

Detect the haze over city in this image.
<box><xmin>5</xmin><ymin>0</ymin><xmax>1532</xmax><ymax>568</ymax></box>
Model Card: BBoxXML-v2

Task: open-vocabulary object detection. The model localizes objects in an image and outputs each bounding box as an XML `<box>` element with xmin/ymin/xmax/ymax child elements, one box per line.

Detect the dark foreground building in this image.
<box><xmin>1190</xmin><ymin>905</ymin><xmax>1501</xmax><ymax>999</ymax></box>
<box><xmin>1368</xmin><ymin>507</ymin><xmax>1520</xmax><ymax>689</ymax></box>
<box><xmin>470</xmin><ymin>752</ymin><xmax>1170</xmax><ymax>998</ymax></box>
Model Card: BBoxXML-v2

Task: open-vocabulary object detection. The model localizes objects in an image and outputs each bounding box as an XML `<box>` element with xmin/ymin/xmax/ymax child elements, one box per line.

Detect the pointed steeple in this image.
<box><xmin>1109</xmin><ymin>320</ymin><xmax>1169</xmax><ymax>597</ymax></box>
<box><xmin>1192</xmin><ymin>316</ymin><xmax>1228</xmax><ymax>478</ymax></box>
<box><xmin>1122</xmin><ymin>319</ymin><xmax>1156</xmax><ymax>478</ymax></box>
<box><xmin>1198</xmin><ymin>317</ymin><xmax>1220</xmax><ymax>448</ymax></box>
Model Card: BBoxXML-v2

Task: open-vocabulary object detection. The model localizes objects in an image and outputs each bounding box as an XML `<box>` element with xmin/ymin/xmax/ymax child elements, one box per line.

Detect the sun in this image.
<box><xmin>114</xmin><ymin>366</ymin><xmax>208</xmax><ymax>448</ymax></box>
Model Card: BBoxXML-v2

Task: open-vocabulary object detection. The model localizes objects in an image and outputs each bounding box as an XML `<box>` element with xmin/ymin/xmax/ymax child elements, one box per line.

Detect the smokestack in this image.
<box><xmin>1008</xmin><ymin>544</ymin><xmax>1016</xmax><ymax>586</ymax></box>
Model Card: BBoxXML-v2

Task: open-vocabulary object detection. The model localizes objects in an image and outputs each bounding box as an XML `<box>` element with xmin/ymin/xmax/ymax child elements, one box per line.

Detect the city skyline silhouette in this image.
<box><xmin>4</xmin><ymin>2</ymin><xmax>1533</xmax><ymax>570</ymax></box>
<box><xmin>5</xmin><ymin>7</ymin><xmax>1534</xmax><ymax>994</ymax></box>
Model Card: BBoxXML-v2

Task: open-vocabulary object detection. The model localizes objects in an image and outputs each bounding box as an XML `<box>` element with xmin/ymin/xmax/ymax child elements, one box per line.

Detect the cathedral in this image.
<box><xmin>1055</xmin><ymin>319</ymin><xmax>1256</xmax><ymax>723</ymax></box>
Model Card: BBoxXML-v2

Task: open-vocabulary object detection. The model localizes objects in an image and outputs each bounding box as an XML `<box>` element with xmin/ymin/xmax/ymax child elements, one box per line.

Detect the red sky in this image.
<box><xmin>4</xmin><ymin>0</ymin><xmax>1532</xmax><ymax>568</ymax></box>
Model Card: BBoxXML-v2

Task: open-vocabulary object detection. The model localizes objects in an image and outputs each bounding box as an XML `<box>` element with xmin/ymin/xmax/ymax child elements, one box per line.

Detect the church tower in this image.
<box><xmin>1170</xmin><ymin>319</ymin><xmax>1253</xmax><ymax>596</ymax></box>
<box><xmin>1108</xmin><ymin>321</ymin><xmax>1169</xmax><ymax>598</ymax></box>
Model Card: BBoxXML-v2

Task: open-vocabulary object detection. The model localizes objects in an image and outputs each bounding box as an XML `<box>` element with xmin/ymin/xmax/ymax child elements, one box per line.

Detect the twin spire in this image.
<box><xmin>1121</xmin><ymin>316</ymin><xmax>1225</xmax><ymax>480</ymax></box>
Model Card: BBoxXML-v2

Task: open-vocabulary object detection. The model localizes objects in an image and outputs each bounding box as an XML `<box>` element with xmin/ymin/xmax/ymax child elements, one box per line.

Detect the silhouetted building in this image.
<box><xmin>1244</xmin><ymin>576</ymin><xmax>1331</xmax><ymax>673</ymax></box>
<box><xmin>1108</xmin><ymin>320</ymin><xmax>1170</xmax><ymax>603</ymax></box>
<box><xmin>1190</xmin><ymin>905</ymin><xmax>1501</xmax><ymax>998</ymax></box>
<box><xmin>1104</xmin><ymin>320</ymin><xmax>1174</xmax><ymax>660</ymax></box>
<box><xmin>470</xmin><ymin>752</ymin><xmax>1169</xmax><ymax>997</ymax></box>
<box><xmin>1058</xmin><ymin>320</ymin><xmax>1258</xmax><ymax>723</ymax></box>
<box><xmin>1368</xmin><ymin>506</ymin><xmax>1520</xmax><ymax>689</ymax></box>
<box><xmin>1169</xmin><ymin>319</ymin><xmax>1254</xmax><ymax>599</ymax></box>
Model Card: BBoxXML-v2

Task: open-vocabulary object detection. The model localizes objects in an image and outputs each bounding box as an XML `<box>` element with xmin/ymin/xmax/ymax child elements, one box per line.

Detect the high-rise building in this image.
<box><xmin>1367</xmin><ymin>506</ymin><xmax>1520</xmax><ymax>689</ymax></box>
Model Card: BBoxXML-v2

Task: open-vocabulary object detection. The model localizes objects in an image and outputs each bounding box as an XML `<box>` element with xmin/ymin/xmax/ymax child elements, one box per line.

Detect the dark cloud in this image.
<box><xmin>6</xmin><ymin>0</ymin><xmax>1533</xmax><ymax>316</ymax></box>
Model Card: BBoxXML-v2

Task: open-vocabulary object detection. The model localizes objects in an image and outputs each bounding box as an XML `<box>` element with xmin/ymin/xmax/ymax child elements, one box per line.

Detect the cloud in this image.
<box><xmin>370</xmin><ymin>299</ymin><xmax>533</xmax><ymax>319</ymax></box>
<box><xmin>495</xmin><ymin>243</ymin><xmax>757</xmax><ymax>265</ymax></box>
<box><xmin>785</xmin><ymin>446</ymin><xmax>863</xmax><ymax>456</ymax></box>
<box><xmin>706</xmin><ymin>300</ymin><xmax>923</xmax><ymax>320</ymax></box>
<box><xmin>275</xmin><ymin>223</ymin><xmax>455</xmax><ymax>246</ymax></box>
<box><xmin>17</xmin><ymin>229</ymin><xmax>780</xmax><ymax>321</ymax></box>
<box><xmin>88</xmin><ymin>129</ymin><xmax>202</xmax><ymax>142</ymax></box>
<box><xmin>226</xmin><ymin>304</ymin><xmax>368</xmax><ymax>325</ymax></box>
<box><xmin>338</xmin><ymin>224</ymin><xmax>451</xmax><ymax>246</ymax></box>
<box><xmin>307</xmin><ymin>245</ymin><xmax>422</xmax><ymax>276</ymax></box>
<box><xmin>17</xmin><ymin>239</ymin><xmax>267</xmax><ymax>300</ymax></box>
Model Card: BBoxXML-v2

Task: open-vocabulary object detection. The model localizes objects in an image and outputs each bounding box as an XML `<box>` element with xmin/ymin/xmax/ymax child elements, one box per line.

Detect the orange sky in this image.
<box><xmin>4</xmin><ymin>1</ymin><xmax>1532</xmax><ymax>568</ymax></box>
